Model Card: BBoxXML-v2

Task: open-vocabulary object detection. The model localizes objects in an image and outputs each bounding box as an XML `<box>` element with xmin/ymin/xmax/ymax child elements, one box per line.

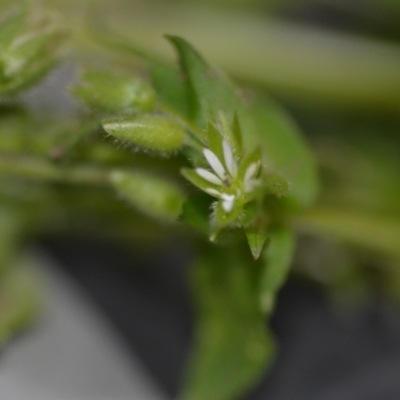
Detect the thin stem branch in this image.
<box><xmin>0</xmin><ymin>153</ymin><xmax>110</xmax><ymax>186</ymax></box>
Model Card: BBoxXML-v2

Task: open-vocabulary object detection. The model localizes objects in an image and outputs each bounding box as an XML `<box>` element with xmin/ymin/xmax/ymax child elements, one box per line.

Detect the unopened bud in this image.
<box><xmin>110</xmin><ymin>170</ymin><xmax>185</xmax><ymax>222</ymax></box>
<box><xmin>72</xmin><ymin>70</ymin><xmax>155</xmax><ymax>113</ymax></box>
<box><xmin>103</xmin><ymin>114</ymin><xmax>185</xmax><ymax>153</ymax></box>
<box><xmin>0</xmin><ymin>9</ymin><xmax>65</xmax><ymax>95</ymax></box>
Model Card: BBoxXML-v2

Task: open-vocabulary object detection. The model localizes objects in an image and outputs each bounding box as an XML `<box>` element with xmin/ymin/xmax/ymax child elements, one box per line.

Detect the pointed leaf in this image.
<box><xmin>166</xmin><ymin>35</ymin><xmax>241</xmax><ymax>129</ymax></box>
<box><xmin>249</xmin><ymin>97</ymin><xmax>319</xmax><ymax>209</ymax></box>
<box><xmin>149</xmin><ymin>59</ymin><xmax>191</xmax><ymax>118</ymax></box>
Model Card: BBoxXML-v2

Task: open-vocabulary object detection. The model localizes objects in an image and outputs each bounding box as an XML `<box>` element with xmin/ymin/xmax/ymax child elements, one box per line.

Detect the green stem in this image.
<box><xmin>0</xmin><ymin>153</ymin><xmax>110</xmax><ymax>185</ymax></box>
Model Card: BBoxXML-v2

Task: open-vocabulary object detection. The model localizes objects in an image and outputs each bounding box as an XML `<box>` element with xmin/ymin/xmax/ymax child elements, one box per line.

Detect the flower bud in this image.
<box><xmin>72</xmin><ymin>70</ymin><xmax>155</xmax><ymax>113</ymax></box>
<box><xmin>103</xmin><ymin>114</ymin><xmax>185</xmax><ymax>153</ymax></box>
<box><xmin>0</xmin><ymin>9</ymin><xmax>65</xmax><ymax>95</ymax></box>
<box><xmin>110</xmin><ymin>170</ymin><xmax>185</xmax><ymax>222</ymax></box>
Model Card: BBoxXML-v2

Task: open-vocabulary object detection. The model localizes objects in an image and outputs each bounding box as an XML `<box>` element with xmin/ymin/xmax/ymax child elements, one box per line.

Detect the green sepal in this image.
<box><xmin>231</xmin><ymin>111</ymin><xmax>243</xmax><ymax>156</ymax></box>
<box><xmin>102</xmin><ymin>114</ymin><xmax>185</xmax><ymax>153</ymax></box>
<box><xmin>181</xmin><ymin>167</ymin><xmax>220</xmax><ymax>194</ymax></box>
<box><xmin>110</xmin><ymin>170</ymin><xmax>186</xmax><ymax>222</ymax></box>
<box><xmin>238</xmin><ymin>147</ymin><xmax>262</xmax><ymax>180</ymax></box>
<box><xmin>263</xmin><ymin>173</ymin><xmax>290</xmax><ymax>198</ymax></box>
<box><xmin>216</xmin><ymin>111</ymin><xmax>241</xmax><ymax>159</ymax></box>
<box><xmin>246</xmin><ymin>231</ymin><xmax>268</xmax><ymax>260</ymax></box>
<box><xmin>212</xmin><ymin>198</ymin><xmax>244</xmax><ymax>229</ymax></box>
<box><xmin>72</xmin><ymin>69</ymin><xmax>155</xmax><ymax>113</ymax></box>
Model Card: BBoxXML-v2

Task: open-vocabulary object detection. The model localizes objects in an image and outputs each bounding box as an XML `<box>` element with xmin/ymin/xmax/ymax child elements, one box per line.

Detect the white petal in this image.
<box><xmin>196</xmin><ymin>168</ymin><xmax>223</xmax><ymax>185</ymax></box>
<box><xmin>205</xmin><ymin>188</ymin><xmax>222</xmax><ymax>198</ymax></box>
<box><xmin>221</xmin><ymin>194</ymin><xmax>235</xmax><ymax>213</ymax></box>
<box><xmin>203</xmin><ymin>148</ymin><xmax>226</xmax><ymax>180</ymax></box>
<box><xmin>223</xmin><ymin>140</ymin><xmax>237</xmax><ymax>177</ymax></box>
<box><xmin>244</xmin><ymin>162</ymin><xmax>259</xmax><ymax>192</ymax></box>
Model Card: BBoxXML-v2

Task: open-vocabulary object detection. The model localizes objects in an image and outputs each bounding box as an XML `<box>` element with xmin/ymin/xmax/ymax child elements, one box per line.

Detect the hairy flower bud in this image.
<box><xmin>102</xmin><ymin>114</ymin><xmax>185</xmax><ymax>153</ymax></box>
<box><xmin>72</xmin><ymin>70</ymin><xmax>155</xmax><ymax>113</ymax></box>
<box><xmin>110</xmin><ymin>170</ymin><xmax>185</xmax><ymax>222</ymax></box>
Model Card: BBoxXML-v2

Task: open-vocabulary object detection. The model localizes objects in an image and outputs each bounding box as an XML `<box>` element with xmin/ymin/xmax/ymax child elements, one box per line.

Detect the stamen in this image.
<box><xmin>196</xmin><ymin>168</ymin><xmax>223</xmax><ymax>185</ymax></box>
<box><xmin>203</xmin><ymin>148</ymin><xmax>226</xmax><ymax>180</ymax></box>
<box><xmin>223</xmin><ymin>140</ymin><xmax>237</xmax><ymax>177</ymax></box>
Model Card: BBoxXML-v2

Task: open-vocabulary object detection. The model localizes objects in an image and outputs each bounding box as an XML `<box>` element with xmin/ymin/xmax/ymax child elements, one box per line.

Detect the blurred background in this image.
<box><xmin>1</xmin><ymin>0</ymin><xmax>400</xmax><ymax>399</ymax></box>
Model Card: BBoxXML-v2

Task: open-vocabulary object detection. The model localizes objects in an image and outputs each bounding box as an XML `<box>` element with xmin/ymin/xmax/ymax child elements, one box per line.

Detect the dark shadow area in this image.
<box><xmin>43</xmin><ymin>239</ymin><xmax>400</xmax><ymax>400</ymax></box>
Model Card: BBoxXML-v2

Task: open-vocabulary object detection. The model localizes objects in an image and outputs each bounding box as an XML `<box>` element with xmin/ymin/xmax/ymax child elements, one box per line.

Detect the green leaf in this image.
<box><xmin>72</xmin><ymin>69</ymin><xmax>155</xmax><ymax>113</ymax></box>
<box><xmin>166</xmin><ymin>35</ymin><xmax>241</xmax><ymax>129</ymax></box>
<box><xmin>181</xmin><ymin>244</ymin><xmax>276</xmax><ymax>400</ymax></box>
<box><xmin>149</xmin><ymin>59</ymin><xmax>191</xmax><ymax>117</ymax></box>
<box><xmin>206</xmin><ymin>121</ymin><xmax>224</xmax><ymax>162</ymax></box>
<box><xmin>259</xmin><ymin>225</ymin><xmax>295</xmax><ymax>314</ymax></box>
<box><xmin>110</xmin><ymin>170</ymin><xmax>185</xmax><ymax>222</ymax></box>
<box><xmin>102</xmin><ymin>114</ymin><xmax>185</xmax><ymax>153</ymax></box>
<box><xmin>250</xmin><ymin>97</ymin><xmax>319</xmax><ymax>209</ymax></box>
<box><xmin>294</xmin><ymin>207</ymin><xmax>400</xmax><ymax>260</ymax></box>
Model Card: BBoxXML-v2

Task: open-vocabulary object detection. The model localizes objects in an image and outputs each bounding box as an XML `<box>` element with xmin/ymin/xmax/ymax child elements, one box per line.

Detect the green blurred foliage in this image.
<box><xmin>0</xmin><ymin>2</ymin><xmax>400</xmax><ymax>399</ymax></box>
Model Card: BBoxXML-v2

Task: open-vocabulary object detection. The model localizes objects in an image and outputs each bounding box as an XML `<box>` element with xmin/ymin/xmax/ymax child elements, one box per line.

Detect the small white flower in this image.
<box><xmin>190</xmin><ymin>138</ymin><xmax>261</xmax><ymax>215</ymax></box>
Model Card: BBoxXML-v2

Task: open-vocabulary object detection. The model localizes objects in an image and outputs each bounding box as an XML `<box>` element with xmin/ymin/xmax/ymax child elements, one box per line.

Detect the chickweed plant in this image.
<box><xmin>1</xmin><ymin>5</ymin><xmax>400</xmax><ymax>400</ymax></box>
